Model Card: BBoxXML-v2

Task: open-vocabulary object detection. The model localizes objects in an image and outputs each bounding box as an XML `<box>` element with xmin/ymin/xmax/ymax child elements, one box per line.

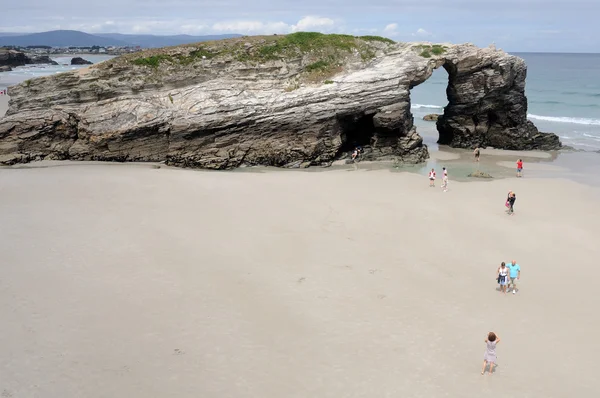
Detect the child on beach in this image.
<box><xmin>474</xmin><ymin>147</ymin><xmax>480</xmax><ymax>162</ymax></box>
<box><xmin>481</xmin><ymin>332</ymin><xmax>500</xmax><ymax>375</ymax></box>
<box><xmin>428</xmin><ymin>168</ymin><xmax>436</xmax><ymax>187</ymax></box>
<box><xmin>516</xmin><ymin>159</ymin><xmax>523</xmax><ymax>177</ymax></box>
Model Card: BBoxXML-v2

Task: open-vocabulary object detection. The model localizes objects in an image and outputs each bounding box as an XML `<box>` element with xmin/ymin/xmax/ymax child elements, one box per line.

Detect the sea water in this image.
<box><xmin>411</xmin><ymin>52</ymin><xmax>600</xmax><ymax>152</ymax></box>
<box><xmin>0</xmin><ymin>54</ymin><xmax>115</xmax><ymax>88</ymax></box>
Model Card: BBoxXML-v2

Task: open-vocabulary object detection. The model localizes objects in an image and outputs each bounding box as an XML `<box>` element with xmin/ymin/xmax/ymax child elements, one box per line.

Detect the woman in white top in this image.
<box><xmin>497</xmin><ymin>262</ymin><xmax>508</xmax><ymax>294</ymax></box>
<box><xmin>441</xmin><ymin>167</ymin><xmax>448</xmax><ymax>192</ymax></box>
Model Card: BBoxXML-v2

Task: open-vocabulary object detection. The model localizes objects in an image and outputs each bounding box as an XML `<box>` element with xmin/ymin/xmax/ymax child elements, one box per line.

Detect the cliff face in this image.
<box><xmin>0</xmin><ymin>34</ymin><xmax>560</xmax><ymax>168</ymax></box>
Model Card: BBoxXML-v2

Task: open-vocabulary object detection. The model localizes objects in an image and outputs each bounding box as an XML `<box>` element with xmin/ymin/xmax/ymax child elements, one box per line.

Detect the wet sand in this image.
<box><xmin>1</xmin><ymin>162</ymin><xmax>599</xmax><ymax>398</ymax></box>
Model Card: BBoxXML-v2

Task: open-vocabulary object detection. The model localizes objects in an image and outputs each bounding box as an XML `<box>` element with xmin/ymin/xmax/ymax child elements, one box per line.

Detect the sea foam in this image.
<box><xmin>527</xmin><ymin>114</ymin><xmax>600</xmax><ymax>126</ymax></box>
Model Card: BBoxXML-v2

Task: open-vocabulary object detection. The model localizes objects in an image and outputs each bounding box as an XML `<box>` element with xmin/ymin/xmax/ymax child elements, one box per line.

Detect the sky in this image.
<box><xmin>1</xmin><ymin>0</ymin><xmax>598</xmax><ymax>52</ymax></box>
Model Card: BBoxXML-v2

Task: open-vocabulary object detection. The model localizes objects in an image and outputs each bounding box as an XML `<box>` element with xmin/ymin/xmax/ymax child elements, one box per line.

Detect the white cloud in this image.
<box><xmin>291</xmin><ymin>16</ymin><xmax>335</xmax><ymax>32</ymax></box>
<box><xmin>384</xmin><ymin>23</ymin><xmax>398</xmax><ymax>33</ymax></box>
<box><xmin>412</xmin><ymin>28</ymin><xmax>433</xmax><ymax>37</ymax></box>
<box><xmin>383</xmin><ymin>23</ymin><xmax>399</xmax><ymax>37</ymax></box>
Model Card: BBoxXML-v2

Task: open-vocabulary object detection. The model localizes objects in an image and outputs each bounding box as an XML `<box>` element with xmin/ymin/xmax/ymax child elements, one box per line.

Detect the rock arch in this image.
<box><xmin>408</xmin><ymin>51</ymin><xmax>561</xmax><ymax>151</ymax></box>
<box><xmin>0</xmin><ymin>40</ymin><xmax>560</xmax><ymax>168</ymax></box>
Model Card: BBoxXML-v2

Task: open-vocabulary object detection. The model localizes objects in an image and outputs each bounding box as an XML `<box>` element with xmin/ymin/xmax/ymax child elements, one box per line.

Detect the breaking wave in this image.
<box><xmin>527</xmin><ymin>114</ymin><xmax>600</xmax><ymax>126</ymax></box>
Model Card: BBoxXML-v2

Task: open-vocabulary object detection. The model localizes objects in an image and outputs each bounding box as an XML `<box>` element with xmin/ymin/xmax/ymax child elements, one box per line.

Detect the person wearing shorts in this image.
<box><xmin>516</xmin><ymin>159</ymin><xmax>523</xmax><ymax>177</ymax></box>
<box><xmin>428</xmin><ymin>168</ymin><xmax>436</xmax><ymax>187</ymax></box>
<box><xmin>506</xmin><ymin>260</ymin><xmax>521</xmax><ymax>294</ymax></box>
<box><xmin>474</xmin><ymin>147</ymin><xmax>481</xmax><ymax>162</ymax></box>
<box><xmin>497</xmin><ymin>262</ymin><xmax>509</xmax><ymax>294</ymax></box>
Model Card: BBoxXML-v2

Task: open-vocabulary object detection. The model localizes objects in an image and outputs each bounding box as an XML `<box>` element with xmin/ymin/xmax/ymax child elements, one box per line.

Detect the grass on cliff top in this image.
<box><xmin>416</xmin><ymin>44</ymin><xmax>447</xmax><ymax>58</ymax></box>
<box><xmin>129</xmin><ymin>32</ymin><xmax>395</xmax><ymax>68</ymax></box>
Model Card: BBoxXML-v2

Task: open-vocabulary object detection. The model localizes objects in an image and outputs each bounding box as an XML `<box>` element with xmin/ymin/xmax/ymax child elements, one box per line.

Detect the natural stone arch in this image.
<box><xmin>407</xmin><ymin>52</ymin><xmax>561</xmax><ymax>151</ymax></box>
<box><xmin>0</xmin><ymin>38</ymin><xmax>560</xmax><ymax>168</ymax></box>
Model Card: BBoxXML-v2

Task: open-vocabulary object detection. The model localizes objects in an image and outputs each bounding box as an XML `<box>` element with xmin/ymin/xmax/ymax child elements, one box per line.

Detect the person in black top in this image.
<box><xmin>507</xmin><ymin>191</ymin><xmax>516</xmax><ymax>215</ymax></box>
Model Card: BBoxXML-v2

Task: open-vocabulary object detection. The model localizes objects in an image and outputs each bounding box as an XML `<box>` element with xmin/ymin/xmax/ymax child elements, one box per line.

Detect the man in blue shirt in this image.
<box><xmin>507</xmin><ymin>260</ymin><xmax>521</xmax><ymax>294</ymax></box>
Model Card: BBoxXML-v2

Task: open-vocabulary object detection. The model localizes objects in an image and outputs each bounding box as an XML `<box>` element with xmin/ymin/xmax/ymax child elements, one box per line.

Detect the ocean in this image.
<box><xmin>0</xmin><ymin>54</ymin><xmax>115</xmax><ymax>87</ymax></box>
<box><xmin>411</xmin><ymin>52</ymin><xmax>600</xmax><ymax>152</ymax></box>
<box><xmin>1</xmin><ymin>52</ymin><xmax>599</xmax><ymax>151</ymax></box>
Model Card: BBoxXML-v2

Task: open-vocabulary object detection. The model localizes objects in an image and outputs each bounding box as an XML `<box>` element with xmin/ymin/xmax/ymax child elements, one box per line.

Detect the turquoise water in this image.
<box><xmin>410</xmin><ymin>52</ymin><xmax>600</xmax><ymax>151</ymax></box>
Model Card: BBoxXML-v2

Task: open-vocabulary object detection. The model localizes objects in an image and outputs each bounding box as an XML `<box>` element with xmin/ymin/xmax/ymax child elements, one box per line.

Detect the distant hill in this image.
<box><xmin>0</xmin><ymin>30</ymin><xmax>243</xmax><ymax>48</ymax></box>
<box><xmin>0</xmin><ymin>30</ymin><xmax>130</xmax><ymax>47</ymax></box>
<box><xmin>95</xmin><ymin>33</ymin><xmax>243</xmax><ymax>48</ymax></box>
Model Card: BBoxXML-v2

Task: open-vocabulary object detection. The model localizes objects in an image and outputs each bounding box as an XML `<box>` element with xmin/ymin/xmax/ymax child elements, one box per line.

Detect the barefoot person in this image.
<box><xmin>497</xmin><ymin>262</ymin><xmax>508</xmax><ymax>294</ymax></box>
<box><xmin>428</xmin><ymin>168</ymin><xmax>436</xmax><ymax>187</ymax></box>
<box><xmin>481</xmin><ymin>332</ymin><xmax>500</xmax><ymax>375</ymax></box>
<box><xmin>441</xmin><ymin>167</ymin><xmax>448</xmax><ymax>192</ymax></box>
<box><xmin>517</xmin><ymin>159</ymin><xmax>523</xmax><ymax>177</ymax></box>
<box><xmin>474</xmin><ymin>147</ymin><xmax>480</xmax><ymax>162</ymax></box>
<box><xmin>507</xmin><ymin>260</ymin><xmax>521</xmax><ymax>294</ymax></box>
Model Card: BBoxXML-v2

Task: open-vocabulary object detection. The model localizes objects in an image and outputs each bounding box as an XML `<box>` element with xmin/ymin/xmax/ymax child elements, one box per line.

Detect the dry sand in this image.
<box><xmin>0</xmin><ymin>95</ymin><xmax>8</xmax><ymax>118</ymax></box>
<box><xmin>1</xmin><ymin>163</ymin><xmax>599</xmax><ymax>398</ymax></box>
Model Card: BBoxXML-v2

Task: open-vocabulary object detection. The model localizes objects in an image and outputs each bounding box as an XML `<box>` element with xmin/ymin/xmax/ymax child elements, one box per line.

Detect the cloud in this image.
<box><xmin>383</xmin><ymin>23</ymin><xmax>399</xmax><ymax>37</ymax></box>
<box><xmin>412</xmin><ymin>28</ymin><xmax>433</xmax><ymax>37</ymax></box>
<box><xmin>211</xmin><ymin>20</ymin><xmax>290</xmax><ymax>34</ymax></box>
<box><xmin>291</xmin><ymin>16</ymin><xmax>335</xmax><ymax>32</ymax></box>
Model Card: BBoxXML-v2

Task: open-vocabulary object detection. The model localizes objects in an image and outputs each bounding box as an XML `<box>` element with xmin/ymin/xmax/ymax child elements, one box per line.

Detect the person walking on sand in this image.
<box><xmin>428</xmin><ymin>168</ymin><xmax>436</xmax><ymax>187</ymax></box>
<box><xmin>507</xmin><ymin>191</ymin><xmax>516</xmax><ymax>215</ymax></box>
<box><xmin>507</xmin><ymin>260</ymin><xmax>521</xmax><ymax>294</ymax></box>
<box><xmin>517</xmin><ymin>159</ymin><xmax>523</xmax><ymax>177</ymax></box>
<box><xmin>497</xmin><ymin>262</ymin><xmax>509</xmax><ymax>294</ymax></box>
<box><xmin>505</xmin><ymin>191</ymin><xmax>516</xmax><ymax>214</ymax></box>
<box><xmin>474</xmin><ymin>147</ymin><xmax>481</xmax><ymax>162</ymax></box>
<box><xmin>441</xmin><ymin>167</ymin><xmax>448</xmax><ymax>192</ymax></box>
<box><xmin>481</xmin><ymin>332</ymin><xmax>501</xmax><ymax>375</ymax></box>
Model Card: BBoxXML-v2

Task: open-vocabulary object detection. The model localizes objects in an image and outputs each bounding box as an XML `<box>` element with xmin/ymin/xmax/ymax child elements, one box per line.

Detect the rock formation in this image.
<box><xmin>0</xmin><ymin>65</ymin><xmax>12</xmax><ymax>72</ymax></box>
<box><xmin>436</xmin><ymin>48</ymin><xmax>561</xmax><ymax>150</ymax></box>
<box><xmin>423</xmin><ymin>114</ymin><xmax>440</xmax><ymax>122</ymax></box>
<box><xmin>0</xmin><ymin>33</ymin><xmax>561</xmax><ymax>168</ymax></box>
<box><xmin>26</xmin><ymin>55</ymin><xmax>59</xmax><ymax>65</ymax></box>
<box><xmin>0</xmin><ymin>49</ymin><xmax>28</xmax><ymax>67</ymax></box>
<box><xmin>71</xmin><ymin>57</ymin><xmax>93</xmax><ymax>65</ymax></box>
<box><xmin>0</xmin><ymin>48</ymin><xmax>58</xmax><ymax>67</ymax></box>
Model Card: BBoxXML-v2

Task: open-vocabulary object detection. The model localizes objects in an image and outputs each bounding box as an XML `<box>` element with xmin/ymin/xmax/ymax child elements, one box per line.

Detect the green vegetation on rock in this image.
<box><xmin>358</xmin><ymin>35</ymin><xmax>395</xmax><ymax>44</ymax></box>
<box><xmin>132</xmin><ymin>54</ymin><xmax>173</xmax><ymax>67</ymax></box>
<box><xmin>416</xmin><ymin>44</ymin><xmax>447</xmax><ymax>58</ymax></box>
<box><xmin>125</xmin><ymin>32</ymin><xmax>396</xmax><ymax>84</ymax></box>
<box><xmin>324</xmin><ymin>80</ymin><xmax>334</xmax><ymax>84</ymax></box>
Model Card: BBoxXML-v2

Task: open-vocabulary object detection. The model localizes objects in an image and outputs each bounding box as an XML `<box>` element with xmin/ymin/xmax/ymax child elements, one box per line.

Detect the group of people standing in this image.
<box><xmin>428</xmin><ymin>167</ymin><xmax>448</xmax><ymax>192</ymax></box>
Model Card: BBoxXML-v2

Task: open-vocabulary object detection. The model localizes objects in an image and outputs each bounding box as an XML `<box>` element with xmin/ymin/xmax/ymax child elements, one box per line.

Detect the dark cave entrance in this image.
<box><xmin>409</xmin><ymin>64</ymin><xmax>452</xmax><ymax>147</ymax></box>
<box><xmin>336</xmin><ymin>112</ymin><xmax>376</xmax><ymax>157</ymax></box>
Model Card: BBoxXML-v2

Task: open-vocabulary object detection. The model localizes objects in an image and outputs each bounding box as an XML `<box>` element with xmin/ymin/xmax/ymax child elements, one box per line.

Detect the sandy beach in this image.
<box><xmin>1</xmin><ymin>162</ymin><xmax>599</xmax><ymax>398</ymax></box>
<box><xmin>0</xmin><ymin>95</ymin><xmax>8</xmax><ymax>117</ymax></box>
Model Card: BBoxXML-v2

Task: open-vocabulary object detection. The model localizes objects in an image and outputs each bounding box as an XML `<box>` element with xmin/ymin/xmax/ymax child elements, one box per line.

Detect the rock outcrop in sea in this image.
<box><xmin>0</xmin><ymin>33</ymin><xmax>561</xmax><ymax>168</ymax></box>
<box><xmin>0</xmin><ymin>49</ymin><xmax>58</xmax><ymax>67</ymax></box>
<box><xmin>71</xmin><ymin>57</ymin><xmax>93</xmax><ymax>65</ymax></box>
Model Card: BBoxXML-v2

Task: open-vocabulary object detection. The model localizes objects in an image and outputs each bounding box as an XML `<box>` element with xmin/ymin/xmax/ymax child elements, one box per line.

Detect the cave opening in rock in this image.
<box><xmin>409</xmin><ymin>66</ymin><xmax>451</xmax><ymax>147</ymax></box>
<box><xmin>336</xmin><ymin>112</ymin><xmax>376</xmax><ymax>156</ymax></box>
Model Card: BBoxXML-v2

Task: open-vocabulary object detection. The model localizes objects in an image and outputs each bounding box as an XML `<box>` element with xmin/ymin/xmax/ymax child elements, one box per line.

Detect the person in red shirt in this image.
<box><xmin>428</xmin><ymin>168</ymin><xmax>436</xmax><ymax>187</ymax></box>
<box><xmin>516</xmin><ymin>159</ymin><xmax>523</xmax><ymax>177</ymax></box>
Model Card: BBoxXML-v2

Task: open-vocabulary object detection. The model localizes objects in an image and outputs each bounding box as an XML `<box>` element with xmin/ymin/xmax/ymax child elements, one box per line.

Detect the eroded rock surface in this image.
<box><xmin>0</xmin><ymin>34</ymin><xmax>560</xmax><ymax>168</ymax></box>
<box><xmin>71</xmin><ymin>57</ymin><xmax>93</xmax><ymax>65</ymax></box>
